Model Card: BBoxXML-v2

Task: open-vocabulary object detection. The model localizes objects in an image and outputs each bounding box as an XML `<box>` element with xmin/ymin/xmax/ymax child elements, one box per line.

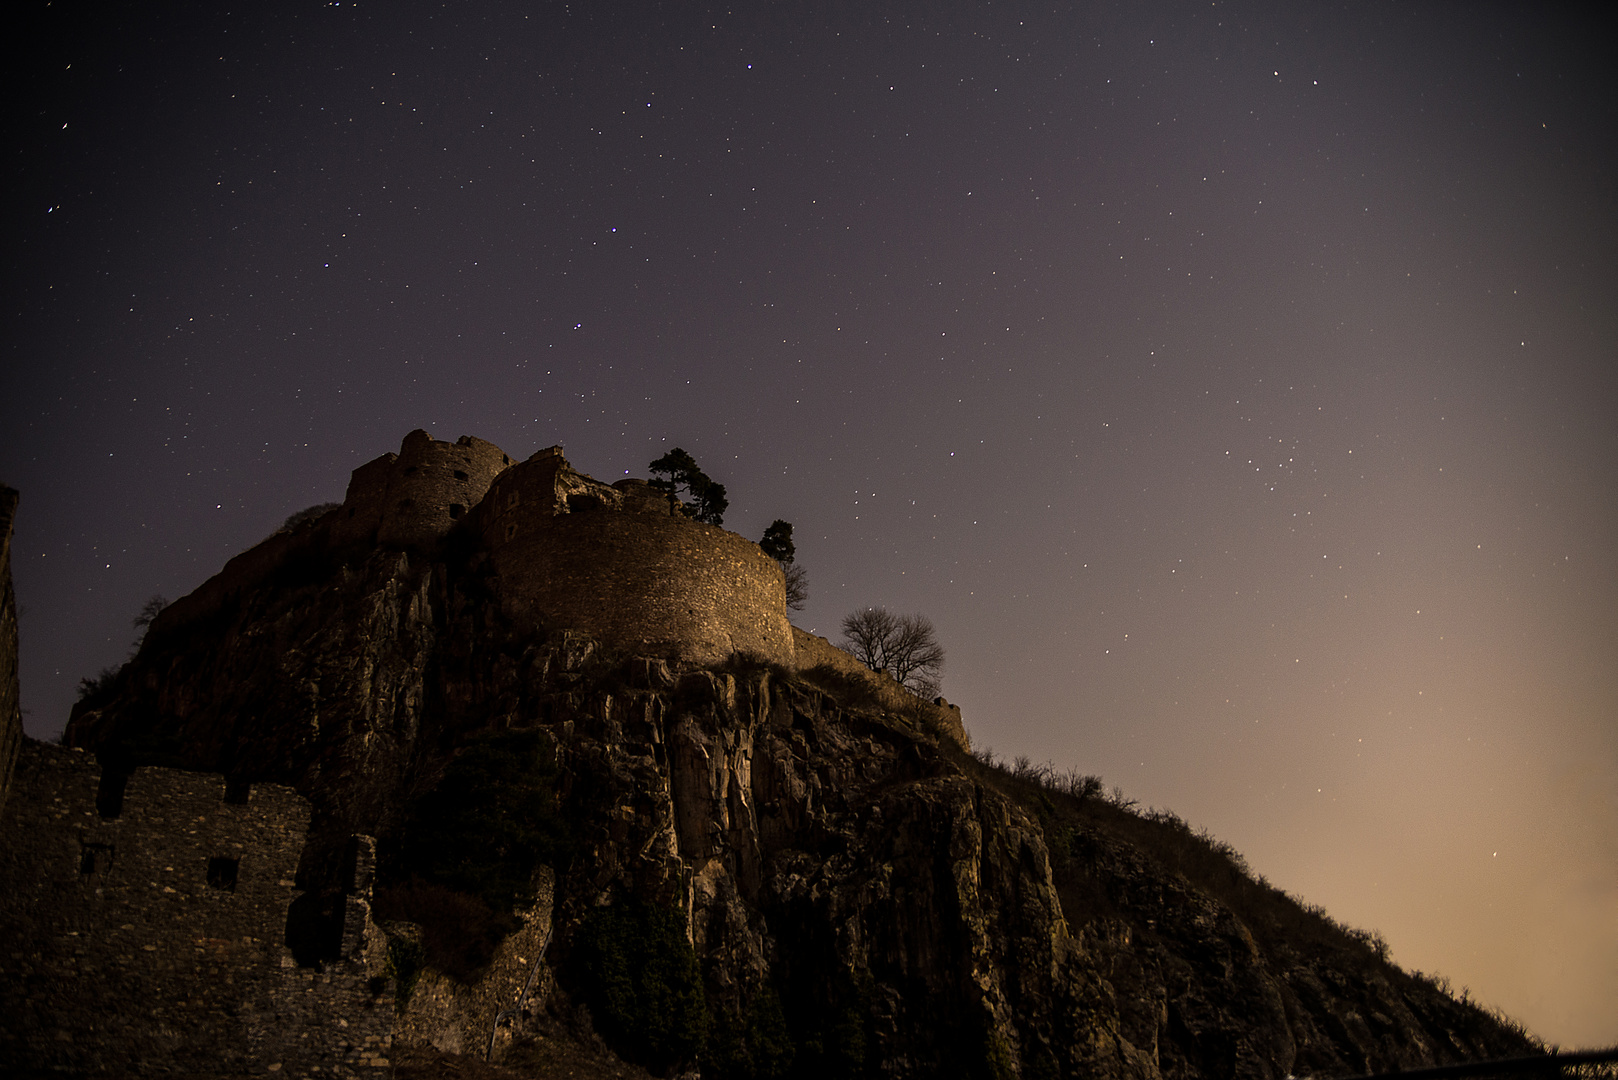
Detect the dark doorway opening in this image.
<box><xmin>96</xmin><ymin>769</ymin><xmax>130</xmax><ymax>819</ymax></box>
<box><xmin>80</xmin><ymin>842</ymin><xmax>115</xmax><ymax>876</ymax></box>
<box><xmin>207</xmin><ymin>856</ymin><xmax>240</xmax><ymax>892</ymax></box>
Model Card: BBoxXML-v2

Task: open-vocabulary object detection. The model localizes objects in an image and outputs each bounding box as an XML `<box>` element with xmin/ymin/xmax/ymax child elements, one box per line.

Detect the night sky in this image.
<box><xmin>5</xmin><ymin>1</ymin><xmax>1615</xmax><ymax>1046</ymax></box>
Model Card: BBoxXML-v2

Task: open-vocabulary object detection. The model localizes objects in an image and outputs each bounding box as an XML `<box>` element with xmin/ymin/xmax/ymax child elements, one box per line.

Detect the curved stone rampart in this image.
<box><xmin>479</xmin><ymin>450</ymin><xmax>795</xmax><ymax>668</ymax></box>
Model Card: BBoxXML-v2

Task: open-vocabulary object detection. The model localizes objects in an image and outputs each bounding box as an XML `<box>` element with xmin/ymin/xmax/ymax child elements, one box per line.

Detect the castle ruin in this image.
<box><xmin>0</xmin><ymin>740</ymin><xmax>391</xmax><ymax>1075</ymax></box>
<box><xmin>329</xmin><ymin>430</ymin><xmax>797</xmax><ymax>669</ymax></box>
<box><xmin>0</xmin><ymin>434</ymin><xmax>969</xmax><ymax>1074</ymax></box>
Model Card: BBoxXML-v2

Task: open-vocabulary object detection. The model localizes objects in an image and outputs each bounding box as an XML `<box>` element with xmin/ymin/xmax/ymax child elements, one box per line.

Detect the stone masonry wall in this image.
<box><xmin>792</xmin><ymin>626</ymin><xmax>969</xmax><ymax>751</ymax></box>
<box><xmin>146</xmin><ymin>432</ymin><xmax>799</xmax><ymax>690</ymax></box>
<box><xmin>0</xmin><ymin>485</ymin><xmax>20</xmax><ymax>814</ymax></box>
<box><xmin>478</xmin><ymin>447</ymin><xmax>797</xmax><ymax>668</ymax></box>
<box><xmin>487</xmin><ymin>504</ymin><xmax>795</xmax><ymax>669</ymax></box>
<box><xmin>333</xmin><ymin>430</ymin><xmax>513</xmax><ymax>550</ymax></box>
<box><xmin>0</xmin><ymin>741</ymin><xmax>393</xmax><ymax>1076</ymax></box>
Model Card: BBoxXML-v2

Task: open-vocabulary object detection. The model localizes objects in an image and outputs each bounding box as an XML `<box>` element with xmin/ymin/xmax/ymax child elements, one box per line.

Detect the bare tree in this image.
<box><xmin>886</xmin><ymin>613</ymin><xmax>945</xmax><ymax>696</ymax></box>
<box><xmin>783</xmin><ymin>562</ymin><xmax>809</xmax><ymax>611</ymax></box>
<box><xmin>760</xmin><ymin>519</ymin><xmax>809</xmax><ymax>610</ymax></box>
<box><xmin>840</xmin><ymin>607</ymin><xmax>898</xmax><ymax>671</ymax></box>
<box><xmin>838</xmin><ymin>607</ymin><xmax>945</xmax><ymax>697</ymax></box>
<box><xmin>132</xmin><ymin>595</ymin><xmax>169</xmax><ymax>632</ymax></box>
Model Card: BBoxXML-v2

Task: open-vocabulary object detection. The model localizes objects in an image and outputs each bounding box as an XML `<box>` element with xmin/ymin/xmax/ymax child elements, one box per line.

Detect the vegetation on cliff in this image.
<box><xmin>839</xmin><ymin>606</ymin><xmax>946</xmax><ymax>698</ymax></box>
<box><xmin>377</xmin><ymin>728</ymin><xmax>571</xmax><ymax>980</ymax></box>
<box><xmin>759</xmin><ymin>519</ymin><xmax>809</xmax><ymax>611</ymax></box>
<box><xmin>394</xmin><ymin>728</ymin><xmax>569</xmax><ymax>913</ymax></box>
<box><xmin>571</xmin><ymin>900</ymin><xmax>710</xmax><ymax>1074</ymax></box>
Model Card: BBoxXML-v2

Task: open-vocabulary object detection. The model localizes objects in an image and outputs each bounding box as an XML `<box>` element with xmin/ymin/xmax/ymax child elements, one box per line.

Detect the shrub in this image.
<box><xmin>76</xmin><ymin>666</ymin><xmax>123</xmax><ymax>708</ymax></box>
<box><xmin>782</xmin><ymin>974</ymin><xmax>870</xmax><ymax>1080</ymax></box>
<box><xmin>797</xmin><ymin>663</ymin><xmax>883</xmax><ymax>713</ymax></box>
<box><xmin>571</xmin><ymin>900</ymin><xmax>709</xmax><ymax>1074</ymax></box>
<box><xmin>395</xmin><ymin>727</ymin><xmax>570</xmax><ymax>914</ymax></box>
<box><xmin>382</xmin><ymin>935</ymin><xmax>426</xmax><ymax>1009</ymax></box>
<box><xmin>705</xmin><ymin>986</ymin><xmax>795</xmax><ymax>1080</ymax></box>
<box><xmin>280</xmin><ymin>502</ymin><xmax>341</xmax><ymax>532</ymax></box>
<box><xmin>373</xmin><ymin>878</ymin><xmax>512</xmax><ymax>983</ymax></box>
<box><xmin>379</xmin><ymin>728</ymin><xmax>570</xmax><ymax>981</ymax></box>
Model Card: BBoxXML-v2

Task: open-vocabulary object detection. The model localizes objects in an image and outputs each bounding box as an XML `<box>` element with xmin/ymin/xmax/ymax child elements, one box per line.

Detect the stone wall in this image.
<box><xmin>333</xmin><ymin>430</ymin><xmax>513</xmax><ymax>550</ymax></box>
<box><xmin>0</xmin><ymin>741</ymin><xmax>394</xmax><ymax>1076</ymax></box>
<box><xmin>146</xmin><ymin>432</ymin><xmax>803</xmax><ymax>690</ymax></box>
<box><xmin>142</xmin><ymin>513</ymin><xmax>321</xmax><ymax>645</ymax></box>
<box><xmin>0</xmin><ymin>485</ymin><xmax>19</xmax><ymax>813</ymax></box>
<box><xmin>792</xmin><ymin>627</ymin><xmax>969</xmax><ymax>751</ymax></box>
<box><xmin>390</xmin><ymin>868</ymin><xmax>555</xmax><ymax>1066</ymax></box>
<box><xmin>479</xmin><ymin>448</ymin><xmax>797</xmax><ymax>669</ymax></box>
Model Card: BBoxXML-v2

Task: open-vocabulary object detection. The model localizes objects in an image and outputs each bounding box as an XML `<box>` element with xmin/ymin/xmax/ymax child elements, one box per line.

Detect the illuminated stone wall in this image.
<box><xmin>0</xmin><ymin>742</ymin><xmax>392</xmax><ymax>1076</ymax></box>
<box><xmin>479</xmin><ymin>449</ymin><xmax>796</xmax><ymax>668</ymax></box>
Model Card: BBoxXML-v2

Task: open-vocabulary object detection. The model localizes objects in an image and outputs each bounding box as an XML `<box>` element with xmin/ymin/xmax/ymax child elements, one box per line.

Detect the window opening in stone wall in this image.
<box><xmin>286</xmin><ymin>891</ymin><xmax>343</xmax><ymax>967</ymax></box>
<box><xmin>568</xmin><ymin>494</ymin><xmax>604</xmax><ymax>513</ymax></box>
<box><xmin>207</xmin><ymin>856</ymin><xmax>240</xmax><ymax>892</ymax></box>
<box><xmin>448</xmin><ymin>504</ymin><xmax>464</xmax><ymax>519</ymax></box>
<box><xmin>96</xmin><ymin>769</ymin><xmax>130</xmax><ymax>819</ymax></box>
<box><xmin>224</xmin><ymin>777</ymin><xmax>251</xmax><ymax>805</ymax></box>
<box><xmin>404</xmin><ymin>466</ymin><xmax>419</xmax><ymax>475</ymax></box>
<box><xmin>79</xmin><ymin>842</ymin><xmax>115</xmax><ymax>876</ymax></box>
<box><xmin>454</xmin><ymin>469</ymin><xmax>469</xmax><ymax>480</ymax></box>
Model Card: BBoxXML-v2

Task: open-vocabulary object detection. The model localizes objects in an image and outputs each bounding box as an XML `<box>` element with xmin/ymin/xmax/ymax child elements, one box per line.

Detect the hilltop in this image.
<box><xmin>0</xmin><ymin>434</ymin><xmax>1539</xmax><ymax>1077</ymax></box>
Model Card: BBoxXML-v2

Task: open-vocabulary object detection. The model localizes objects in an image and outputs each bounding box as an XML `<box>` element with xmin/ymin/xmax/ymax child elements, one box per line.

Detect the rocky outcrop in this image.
<box><xmin>517</xmin><ymin>661</ymin><xmax>1532</xmax><ymax>1080</ymax></box>
<box><xmin>392</xmin><ymin>868</ymin><xmax>557</xmax><ymax>1063</ymax></box>
<box><xmin>45</xmin><ymin>445</ymin><xmax>1541</xmax><ymax>1078</ymax></box>
<box><xmin>0</xmin><ymin>484</ymin><xmax>20</xmax><ymax>813</ymax></box>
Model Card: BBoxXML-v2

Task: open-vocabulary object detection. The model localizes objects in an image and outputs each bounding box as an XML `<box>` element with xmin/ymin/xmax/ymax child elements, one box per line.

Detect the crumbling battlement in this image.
<box><xmin>333</xmin><ymin>429</ymin><xmax>513</xmax><ymax>549</ymax></box>
<box><xmin>0</xmin><ymin>740</ymin><xmax>393</xmax><ymax>1076</ymax></box>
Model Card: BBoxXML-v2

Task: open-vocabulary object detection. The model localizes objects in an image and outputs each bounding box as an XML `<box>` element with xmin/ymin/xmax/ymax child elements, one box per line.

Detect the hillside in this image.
<box><xmin>4</xmin><ymin>434</ymin><xmax>1543</xmax><ymax>1077</ymax></box>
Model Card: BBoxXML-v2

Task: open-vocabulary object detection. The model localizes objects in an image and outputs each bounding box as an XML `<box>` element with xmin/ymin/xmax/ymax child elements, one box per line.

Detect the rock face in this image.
<box><xmin>0</xmin><ymin>484</ymin><xmax>20</xmax><ymax>812</ymax></box>
<box><xmin>38</xmin><ymin>436</ymin><xmax>1541</xmax><ymax>1078</ymax></box>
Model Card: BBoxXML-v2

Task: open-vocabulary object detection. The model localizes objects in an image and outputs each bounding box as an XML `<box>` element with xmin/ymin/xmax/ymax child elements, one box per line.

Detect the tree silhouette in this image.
<box><xmin>839</xmin><ymin>607</ymin><xmax>944</xmax><ymax>697</ymax></box>
<box><xmin>782</xmin><ymin>564</ymin><xmax>809</xmax><ymax>612</ymax></box>
<box><xmin>132</xmin><ymin>595</ymin><xmax>168</xmax><ymax>633</ymax></box>
<box><xmin>759</xmin><ymin>519</ymin><xmax>795</xmax><ymax>563</ymax></box>
<box><xmin>759</xmin><ymin>520</ymin><xmax>809</xmax><ymax>610</ymax></box>
<box><xmin>648</xmin><ymin>448</ymin><xmax>728</xmax><ymax>526</ymax></box>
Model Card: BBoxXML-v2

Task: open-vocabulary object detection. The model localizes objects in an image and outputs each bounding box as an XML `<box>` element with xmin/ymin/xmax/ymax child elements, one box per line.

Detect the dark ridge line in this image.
<box><xmin>1338</xmin><ymin>1048</ymin><xmax>1618</xmax><ymax>1080</ymax></box>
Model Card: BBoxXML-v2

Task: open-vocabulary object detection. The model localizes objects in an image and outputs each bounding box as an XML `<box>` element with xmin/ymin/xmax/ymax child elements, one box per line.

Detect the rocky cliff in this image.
<box><xmin>50</xmin><ymin>460</ymin><xmax>1541</xmax><ymax>1079</ymax></box>
<box><xmin>0</xmin><ymin>484</ymin><xmax>21</xmax><ymax>813</ymax></box>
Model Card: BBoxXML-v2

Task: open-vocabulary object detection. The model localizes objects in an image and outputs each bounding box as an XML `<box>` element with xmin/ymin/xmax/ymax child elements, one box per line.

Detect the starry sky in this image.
<box><xmin>5</xmin><ymin>0</ymin><xmax>1615</xmax><ymax>1047</ymax></box>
